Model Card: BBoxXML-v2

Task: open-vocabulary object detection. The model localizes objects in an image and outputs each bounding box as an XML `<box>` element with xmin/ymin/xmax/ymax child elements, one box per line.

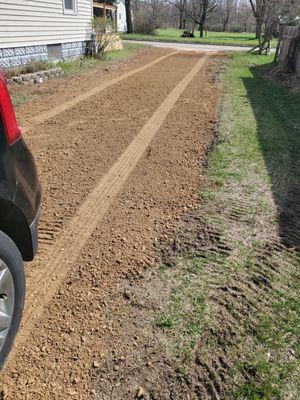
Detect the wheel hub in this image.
<box><xmin>0</xmin><ymin>260</ymin><xmax>14</xmax><ymax>352</ymax></box>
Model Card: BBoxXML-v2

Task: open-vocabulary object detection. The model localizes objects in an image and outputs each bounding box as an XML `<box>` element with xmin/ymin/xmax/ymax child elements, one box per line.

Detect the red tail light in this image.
<box><xmin>0</xmin><ymin>72</ymin><xmax>22</xmax><ymax>145</ymax></box>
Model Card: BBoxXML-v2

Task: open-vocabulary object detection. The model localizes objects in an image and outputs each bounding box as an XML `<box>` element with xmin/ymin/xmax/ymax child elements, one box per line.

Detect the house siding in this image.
<box><xmin>0</xmin><ymin>0</ymin><xmax>93</xmax><ymax>48</ymax></box>
<box><xmin>0</xmin><ymin>0</ymin><xmax>93</xmax><ymax>68</ymax></box>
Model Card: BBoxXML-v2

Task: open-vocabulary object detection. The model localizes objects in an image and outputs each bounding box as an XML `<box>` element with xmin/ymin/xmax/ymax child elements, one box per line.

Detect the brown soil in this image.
<box><xmin>11</xmin><ymin>47</ymin><xmax>173</xmax><ymax>129</ymax></box>
<box><xmin>0</xmin><ymin>48</ymin><xmax>224</xmax><ymax>399</ymax></box>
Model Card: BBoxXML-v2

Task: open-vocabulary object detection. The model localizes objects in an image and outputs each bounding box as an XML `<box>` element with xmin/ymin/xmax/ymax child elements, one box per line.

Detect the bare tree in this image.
<box><xmin>219</xmin><ymin>0</ymin><xmax>236</xmax><ymax>31</ymax></box>
<box><xmin>248</xmin><ymin>0</ymin><xmax>273</xmax><ymax>38</ymax></box>
<box><xmin>132</xmin><ymin>0</ymin><xmax>170</xmax><ymax>33</ymax></box>
<box><xmin>237</xmin><ymin>0</ymin><xmax>255</xmax><ymax>32</ymax></box>
<box><xmin>205</xmin><ymin>0</ymin><xmax>254</xmax><ymax>32</ymax></box>
<box><xmin>188</xmin><ymin>0</ymin><xmax>218</xmax><ymax>37</ymax></box>
<box><xmin>160</xmin><ymin>3</ymin><xmax>181</xmax><ymax>28</ymax></box>
<box><xmin>248</xmin><ymin>0</ymin><xmax>299</xmax><ymax>54</ymax></box>
<box><xmin>169</xmin><ymin>0</ymin><xmax>188</xmax><ymax>29</ymax></box>
<box><xmin>147</xmin><ymin>0</ymin><xmax>169</xmax><ymax>23</ymax></box>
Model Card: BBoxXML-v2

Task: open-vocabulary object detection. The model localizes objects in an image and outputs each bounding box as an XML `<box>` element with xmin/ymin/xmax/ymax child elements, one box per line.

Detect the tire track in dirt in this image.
<box><xmin>158</xmin><ymin>205</ymin><xmax>299</xmax><ymax>399</ymax></box>
<box><xmin>17</xmin><ymin>54</ymin><xmax>210</xmax><ymax>347</ymax></box>
<box><xmin>0</xmin><ymin>53</ymin><xmax>222</xmax><ymax>399</ymax></box>
<box><xmin>24</xmin><ymin>53</ymin><xmax>196</xmax><ymax>264</ymax></box>
<box><xmin>23</xmin><ymin>51</ymin><xmax>178</xmax><ymax>134</ymax></box>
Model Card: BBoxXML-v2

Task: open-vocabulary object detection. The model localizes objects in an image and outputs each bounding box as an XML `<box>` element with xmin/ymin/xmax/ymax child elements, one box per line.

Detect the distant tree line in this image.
<box><xmin>124</xmin><ymin>0</ymin><xmax>299</xmax><ymax>39</ymax></box>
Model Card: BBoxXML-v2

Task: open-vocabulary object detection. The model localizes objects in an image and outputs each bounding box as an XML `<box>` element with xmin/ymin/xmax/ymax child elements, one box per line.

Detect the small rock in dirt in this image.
<box><xmin>0</xmin><ymin>388</ymin><xmax>8</xmax><ymax>399</ymax></box>
<box><xmin>93</xmin><ymin>361</ymin><xmax>100</xmax><ymax>368</ymax></box>
<box><xmin>26</xmin><ymin>378</ymin><xmax>35</xmax><ymax>387</ymax></box>
<box><xmin>137</xmin><ymin>386</ymin><xmax>145</xmax><ymax>398</ymax></box>
<box><xmin>34</xmin><ymin>77</ymin><xmax>43</xmax><ymax>84</ymax></box>
<box><xmin>123</xmin><ymin>290</ymin><xmax>131</xmax><ymax>300</ymax></box>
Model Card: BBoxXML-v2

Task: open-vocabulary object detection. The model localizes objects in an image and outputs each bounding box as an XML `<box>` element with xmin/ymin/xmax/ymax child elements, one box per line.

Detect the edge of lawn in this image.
<box><xmin>152</xmin><ymin>52</ymin><xmax>300</xmax><ymax>399</ymax></box>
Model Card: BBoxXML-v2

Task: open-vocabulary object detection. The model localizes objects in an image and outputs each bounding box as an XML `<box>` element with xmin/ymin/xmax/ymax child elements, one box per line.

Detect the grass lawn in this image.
<box><xmin>154</xmin><ymin>53</ymin><xmax>300</xmax><ymax>398</ymax></box>
<box><xmin>122</xmin><ymin>28</ymin><xmax>266</xmax><ymax>47</ymax></box>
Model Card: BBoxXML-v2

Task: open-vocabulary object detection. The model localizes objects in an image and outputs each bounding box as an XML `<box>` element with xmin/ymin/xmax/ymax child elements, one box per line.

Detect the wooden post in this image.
<box><xmin>115</xmin><ymin>6</ymin><xmax>118</xmax><ymax>32</ymax></box>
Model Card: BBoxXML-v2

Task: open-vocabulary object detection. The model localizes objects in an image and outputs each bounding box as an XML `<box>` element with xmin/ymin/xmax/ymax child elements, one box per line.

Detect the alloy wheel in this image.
<box><xmin>0</xmin><ymin>259</ymin><xmax>14</xmax><ymax>351</ymax></box>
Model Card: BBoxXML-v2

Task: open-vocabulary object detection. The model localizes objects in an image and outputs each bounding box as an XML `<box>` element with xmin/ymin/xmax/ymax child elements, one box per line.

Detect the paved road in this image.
<box><xmin>123</xmin><ymin>39</ymin><xmax>253</xmax><ymax>52</ymax></box>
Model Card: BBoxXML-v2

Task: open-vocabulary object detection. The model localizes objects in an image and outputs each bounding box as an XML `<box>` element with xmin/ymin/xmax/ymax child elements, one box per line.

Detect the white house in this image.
<box><xmin>0</xmin><ymin>0</ymin><xmax>127</xmax><ymax>69</ymax></box>
<box><xmin>116</xmin><ymin>0</ymin><xmax>126</xmax><ymax>32</ymax></box>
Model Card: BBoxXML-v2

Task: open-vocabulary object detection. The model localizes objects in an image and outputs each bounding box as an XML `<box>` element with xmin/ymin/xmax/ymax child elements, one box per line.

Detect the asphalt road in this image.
<box><xmin>123</xmin><ymin>39</ymin><xmax>253</xmax><ymax>52</ymax></box>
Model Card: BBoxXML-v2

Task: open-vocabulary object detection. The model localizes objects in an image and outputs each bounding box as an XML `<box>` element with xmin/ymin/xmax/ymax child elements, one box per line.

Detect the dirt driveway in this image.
<box><xmin>0</xmin><ymin>48</ymin><xmax>224</xmax><ymax>399</ymax></box>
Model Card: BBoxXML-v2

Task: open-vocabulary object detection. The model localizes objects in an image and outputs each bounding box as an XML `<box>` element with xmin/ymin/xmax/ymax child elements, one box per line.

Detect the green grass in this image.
<box><xmin>208</xmin><ymin>53</ymin><xmax>300</xmax><ymax>399</ymax></box>
<box><xmin>155</xmin><ymin>257</ymin><xmax>210</xmax><ymax>361</ymax></box>
<box><xmin>155</xmin><ymin>313</ymin><xmax>176</xmax><ymax>329</ymax></box>
<box><xmin>153</xmin><ymin>52</ymin><xmax>300</xmax><ymax>398</ymax></box>
<box><xmin>122</xmin><ymin>28</ymin><xmax>271</xmax><ymax>47</ymax></box>
<box><xmin>57</xmin><ymin>43</ymin><xmax>146</xmax><ymax>75</ymax></box>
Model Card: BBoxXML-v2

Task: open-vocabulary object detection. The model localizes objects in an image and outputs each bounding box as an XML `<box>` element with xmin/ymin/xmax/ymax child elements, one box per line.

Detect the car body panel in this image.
<box><xmin>0</xmin><ymin>82</ymin><xmax>41</xmax><ymax>261</ymax></box>
<box><xmin>11</xmin><ymin>138</ymin><xmax>41</xmax><ymax>225</ymax></box>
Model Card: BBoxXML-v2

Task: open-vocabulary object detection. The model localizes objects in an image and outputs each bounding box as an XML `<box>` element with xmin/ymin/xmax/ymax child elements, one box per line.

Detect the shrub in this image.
<box><xmin>92</xmin><ymin>17</ymin><xmax>116</xmax><ymax>54</ymax></box>
<box><xmin>3</xmin><ymin>60</ymin><xmax>53</xmax><ymax>78</ymax></box>
<box><xmin>133</xmin><ymin>10</ymin><xmax>156</xmax><ymax>35</ymax></box>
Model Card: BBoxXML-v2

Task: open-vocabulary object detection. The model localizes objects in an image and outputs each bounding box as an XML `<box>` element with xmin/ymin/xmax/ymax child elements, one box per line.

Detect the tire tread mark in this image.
<box><xmin>23</xmin><ymin>51</ymin><xmax>178</xmax><ymax>133</ymax></box>
<box><xmin>19</xmin><ymin>54</ymin><xmax>210</xmax><ymax>345</ymax></box>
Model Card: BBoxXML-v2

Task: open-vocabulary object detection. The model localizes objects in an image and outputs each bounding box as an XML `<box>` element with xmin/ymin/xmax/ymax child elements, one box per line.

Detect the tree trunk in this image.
<box><xmin>191</xmin><ymin>23</ymin><xmax>197</xmax><ymax>35</ymax></box>
<box><xmin>125</xmin><ymin>0</ymin><xmax>133</xmax><ymax>34</ymax></box>
<box><xmin>255</xmin><ymin>20</ymin><xmax>262</xmax><ymax>39</ymax></box>
<box><xmin>199</xmin><ymin>0</ymin><xmax>207</xmax><ymax>38</ymax></box>
<box><xmin>274</xmin><ymin>26</ymin><xmax>283</xmax><ymax>62</ymax></box>
<box><xmin>199</xmin><ymin>22</ymin><xmax>204</xmax><ymax>38</ymax></box>
<box><xmin>179</xmin><ymin>9</ymin><xmax>184</xmax><ymax>30</ymax></box>
<box><xmin>274</xmin><ymin>36</ymin><xmax>281</xmax><ymax>62</ymax></box>
<box><xmin>223</xmin><ymin>14</ymin><xmax>229</xmax><ymax>32</ymax></box>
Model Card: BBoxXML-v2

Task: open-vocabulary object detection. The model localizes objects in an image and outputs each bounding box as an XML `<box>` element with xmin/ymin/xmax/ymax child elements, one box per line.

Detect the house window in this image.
<box><xmin>63</xmin><ymin>0</ymin><xmax>77</xmax><ymax>14</ymax></box>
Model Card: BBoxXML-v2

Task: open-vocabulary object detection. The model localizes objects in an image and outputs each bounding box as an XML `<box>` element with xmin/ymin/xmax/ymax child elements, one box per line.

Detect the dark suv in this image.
<box><xmin>0</xmin><ymin>73</ymin><xmax>41</xmax><ymax>367</ymax></box>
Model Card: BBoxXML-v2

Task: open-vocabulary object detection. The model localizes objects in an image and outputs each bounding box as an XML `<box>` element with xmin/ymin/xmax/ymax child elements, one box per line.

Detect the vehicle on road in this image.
<box><xmin>0</xmin><ymin>72</ymin><xmax>41</xmax><ymax>368</ymax></box>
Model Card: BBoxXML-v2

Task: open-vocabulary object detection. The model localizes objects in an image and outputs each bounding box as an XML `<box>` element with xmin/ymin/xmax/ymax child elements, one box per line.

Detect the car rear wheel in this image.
<box><xmin>0</xmin><ymin>231</ymin><xmax>25</xmax><ymax>368</ymax></box>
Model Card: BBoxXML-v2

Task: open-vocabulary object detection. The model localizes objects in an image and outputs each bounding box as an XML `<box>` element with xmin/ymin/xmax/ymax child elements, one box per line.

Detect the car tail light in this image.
<box><xmin>0</xmin><ymin>72</ymin><xmax>22</xmax><ymax>145</ymax></box>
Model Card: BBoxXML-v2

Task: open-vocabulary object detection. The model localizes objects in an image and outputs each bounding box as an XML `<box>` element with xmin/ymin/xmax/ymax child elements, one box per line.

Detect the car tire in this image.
<box><xmin>0</xmin><ymin>231</ymin><xmax>25</xmax><ymax>369</ymax></box>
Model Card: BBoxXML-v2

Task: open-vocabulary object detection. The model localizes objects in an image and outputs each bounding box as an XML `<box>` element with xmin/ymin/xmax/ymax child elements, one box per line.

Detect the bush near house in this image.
<box><xmin>2</xmin><ymin>60</ymin><xmax>54</xmax><ymax>79</ymax></box>
<box><xmin>92</xmin><ymin>17</ymin><xmax>123</xmax><ymax>55</ymax></box>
